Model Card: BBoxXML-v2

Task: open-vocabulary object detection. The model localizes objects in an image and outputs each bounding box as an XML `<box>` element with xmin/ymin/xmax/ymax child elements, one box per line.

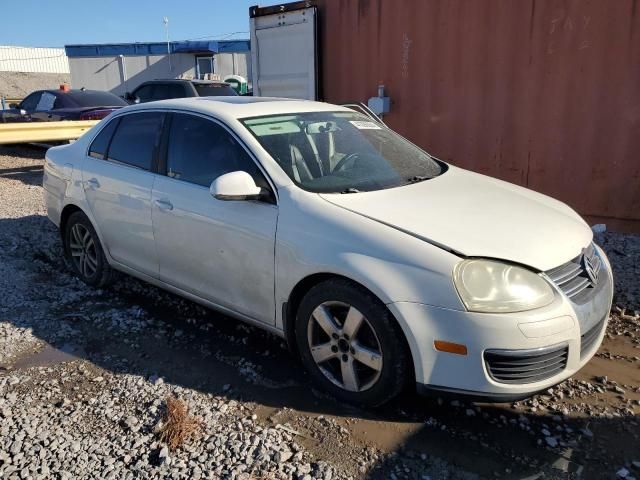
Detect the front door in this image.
<box><xmin>151</xmin><ymin>113</ymin><xmax>278</xmax><ymax>324</ymax></box>
<box><xmin>82</xmin><ymin>111</ymin><xmax>165</xmax><ymax>277</ymax></box>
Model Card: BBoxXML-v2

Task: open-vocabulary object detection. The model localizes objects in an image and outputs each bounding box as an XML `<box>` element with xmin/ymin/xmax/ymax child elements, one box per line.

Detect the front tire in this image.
<box><xmin>295</xmin><ymin>279</ymin><xmax>411</xmax><ymax>407</ymax></box>
<box><xmin>63</xmin><ymin>211</ymin><xmax>115</xmax><ymax>288</ymax></box>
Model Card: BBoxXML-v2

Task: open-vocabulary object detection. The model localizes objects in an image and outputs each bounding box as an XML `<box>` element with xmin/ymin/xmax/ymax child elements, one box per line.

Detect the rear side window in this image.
<box><xmin>193</xmin><ymin>84</ymin><xmax>237</xmax><ymax>97</ymax></box>
<box><xmin>107</xmin><ymin>113</ymin><xmax>164</xmax><ymax>170</ymax></box>
<box><xmin>166</xmin><ymin>113</ymin><xmax>268</xmax><ymax>188</ymax></box>
<box><xmin>168</xmin><ymin>84</ymin><xmax>185</xmax><ymax>98</ymax></box>
<box><xmin>35</xmin><ymin>92</ymin><xmax>56</xmax><ymax>111</ymax></box>
<box><xmin>88</xmin><ymin>118</ymin><xmax>120</xmax><ymax>159</ymax></box>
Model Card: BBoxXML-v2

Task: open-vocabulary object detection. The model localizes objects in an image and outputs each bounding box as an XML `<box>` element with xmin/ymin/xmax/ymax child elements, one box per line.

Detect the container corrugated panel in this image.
<box><xmin>0</xmin><ymin>46</ymin><xmax>70</xmax><ymax>73</ymax></box>
<box><xmin>317</xmin><ymin>0</ymin><xmax>640</xmax><ymax>229</ymax></box>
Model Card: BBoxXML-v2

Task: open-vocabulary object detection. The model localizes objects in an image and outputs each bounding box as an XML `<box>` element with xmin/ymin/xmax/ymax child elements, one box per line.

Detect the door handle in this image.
<box><xmin>154</xmin><ymin>199</ymin><xmax>173</xmax><ymax>211</ymax></box>
<box><xmin>85</xmin><ymin>178</ymin><xmax>100</xmax><ymax>189</ymax></box>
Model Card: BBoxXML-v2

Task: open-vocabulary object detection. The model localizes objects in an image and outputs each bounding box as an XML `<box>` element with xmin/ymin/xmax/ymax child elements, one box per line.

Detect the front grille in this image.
<box><xmin>484</xmin><ymin>344</ymin><xmax>569</xmax><ymax>384</ymax></box>
<box><xmin>580</xmin><ymin>317</ymin><xmax>606</xmax><ymax>358</ymax></box>
<box><xmin>545</xmin><ymin>243</ymin><xmax>602</xmax><ymax>303</ymax></box>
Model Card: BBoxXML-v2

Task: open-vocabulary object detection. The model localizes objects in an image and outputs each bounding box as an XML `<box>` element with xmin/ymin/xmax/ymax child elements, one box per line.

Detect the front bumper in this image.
<box><xmin>388</xmin><ymin>246</ymin><xmax>614</xmax><ymax>401</ymax></box>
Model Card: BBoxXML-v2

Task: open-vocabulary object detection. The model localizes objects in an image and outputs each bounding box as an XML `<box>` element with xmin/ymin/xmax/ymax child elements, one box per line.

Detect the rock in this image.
<box><xmin>123</xmin><ymin>415</ymin><xmax>139</xmax><ymax>431</ymax></box>
<box><xmin>545</xmin><ymin>437</ymin><xmax>558</xmax><ymax>448</ymax></box>
<box><xmin>276</xmin><ymin>450</ymin><xmax>293</xmax><ymax>463</ymax></box>
<box><xmin>158</xmin><ymin>446</ymin><xmax>171</xmax><ymax>466</ymax></box>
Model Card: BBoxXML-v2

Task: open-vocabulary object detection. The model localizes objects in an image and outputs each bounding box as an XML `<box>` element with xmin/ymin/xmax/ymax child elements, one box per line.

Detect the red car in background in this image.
<box><xmin>0</xmin><ymin>86</ymin><xmax>127</xmax><ymax>123</ymax></box>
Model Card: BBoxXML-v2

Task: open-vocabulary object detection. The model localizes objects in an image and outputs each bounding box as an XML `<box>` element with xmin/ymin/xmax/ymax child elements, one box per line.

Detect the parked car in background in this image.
<box><xmin>124</xmin><ymin>79</ymin><xmax>237</xmax><ymax>104</ymax></box>
<box><xmin>43</xmin><ymin>97</ymin><xmax>613</xmax><ymax>406</ymax></box>
<box><xmin>0</xmin><ymin>87</ymin><xmax>128</xmax><ymax>123</ymax></box>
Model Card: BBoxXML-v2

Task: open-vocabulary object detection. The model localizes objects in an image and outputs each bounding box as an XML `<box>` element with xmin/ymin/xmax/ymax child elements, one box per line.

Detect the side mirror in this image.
<box><xmin>210</xmin><ymin>171</ymin><xmax>262</xmax><ymax>201</ymax></box>
<box><xmin>8</xmin><ymin>103</ymin><xmax>19</xmax><ymax>109</ymax></box>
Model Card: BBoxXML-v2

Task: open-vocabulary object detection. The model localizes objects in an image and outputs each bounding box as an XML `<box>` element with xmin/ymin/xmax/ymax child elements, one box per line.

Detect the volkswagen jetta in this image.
<box><xmin>43</xmin><ymin>97</ymin><xmax>613</xmax><ymax>406</ymax></box>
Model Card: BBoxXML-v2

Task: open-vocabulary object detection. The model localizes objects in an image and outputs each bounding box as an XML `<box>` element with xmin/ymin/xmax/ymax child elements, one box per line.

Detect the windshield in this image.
<box><xmin>193</xmin><ymin>84</ymin><xmax>238</xmax><ymax>97</ymax></box>
<box><xmin>64</xmin><ymin>91</ymin><xmax>128</xmax><ymax>107</ymax></box>
<box><xmin>241</xmin><ymin>111</ymin><xmax>445</xmax><ymax>193</ymax></box>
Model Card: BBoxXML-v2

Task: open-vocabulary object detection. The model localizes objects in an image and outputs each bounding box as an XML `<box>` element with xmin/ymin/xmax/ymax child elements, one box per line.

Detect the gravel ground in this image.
<box><xmin>0</xmin><ymin>145</ymin><xmax>638</xmax><ymax>480</ymax></box>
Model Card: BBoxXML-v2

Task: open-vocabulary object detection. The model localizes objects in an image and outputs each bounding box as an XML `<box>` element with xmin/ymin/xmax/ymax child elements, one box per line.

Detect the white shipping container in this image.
<box><xmin>250</xmin><ymin>4</ymin><xmax>317</xmax><ymax>99</ymax></box>
<box><xmin>0</xmin><ymin>45</ymin><xmax>70</xmax><ymax>74</ymax></box>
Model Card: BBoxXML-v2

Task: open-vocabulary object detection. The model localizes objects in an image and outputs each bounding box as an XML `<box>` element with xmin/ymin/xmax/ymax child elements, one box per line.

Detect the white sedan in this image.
<box><xmin>43</xmin><ymin>97</ymin><xmax>613</xmax><ymax>406</ymax></box>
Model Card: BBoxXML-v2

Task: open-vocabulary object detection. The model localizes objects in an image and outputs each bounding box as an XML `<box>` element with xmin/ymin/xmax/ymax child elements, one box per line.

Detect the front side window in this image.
<box><xmin>241</xmin><ymin>111</ymin><xmax>445</xmax><ymax>193</ymax></box>
<box><xmin>107</xmin><ymin>112</ymin><xmax>164</xmax><ymax>170</ymax></box>
<box><xmin>166</xmin><ymin>113</ymin><xmax>267</xmax><ymax>188</ymax></box>
<box><xmin>133</xmin><ymin>85</ymin><xmax>154</xmax><ymax>103</ymax></box>
<box><xmin>151</xmin><ymin>84</ymin><xmax>169</xmax><ymax>100</ymax></box>
<box><xmin>20</xmin><ymin>92</ymin><xmax>42</xmax><ymax>111</ymax></box>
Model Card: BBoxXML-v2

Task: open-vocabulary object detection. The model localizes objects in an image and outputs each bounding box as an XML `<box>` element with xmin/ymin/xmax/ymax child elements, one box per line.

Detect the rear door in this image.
<box><xmin>82</xmin><ymin>111</ymin><xmax>165</xmax><ymax>276</ymax></box>
<box><xmin>250</xmin><ymin>3</ymin><xmax>318</xmax><ymax>99</ymax></box>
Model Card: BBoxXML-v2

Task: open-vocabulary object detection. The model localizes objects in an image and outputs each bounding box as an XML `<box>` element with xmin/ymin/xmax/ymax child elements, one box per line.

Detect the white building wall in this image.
<box><xmin>68</xmin><ymin>53</ymin><xmax>196</xmax><ymax>95</ymax></box>
<box><xmin>0</xmin><ymin>46</ymin><xmax>69</xmax><ymax>73</ymax></box>
<box><xmin>69</xmin><ymin>52</ymin><xmax>250</xmax><ymax>96</ymax></box>
<box><xmin>215</xmin><ymin>53</ymin><xmax>251</xmax><ymax>81</ymax></box>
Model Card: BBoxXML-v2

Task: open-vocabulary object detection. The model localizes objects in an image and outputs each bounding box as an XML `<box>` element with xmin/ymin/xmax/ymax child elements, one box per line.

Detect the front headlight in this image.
<box><xmin>453</xmin><ymin>259</ymin><xmax>554</xmax><ymax>313</ymax></box>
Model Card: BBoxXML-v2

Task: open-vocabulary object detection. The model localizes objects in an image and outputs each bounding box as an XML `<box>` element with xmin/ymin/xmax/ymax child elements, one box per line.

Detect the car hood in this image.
<box><xmin>320</xmin><ymin>166</ymin><xmax>592</xmax><ymax>271</ymax></box>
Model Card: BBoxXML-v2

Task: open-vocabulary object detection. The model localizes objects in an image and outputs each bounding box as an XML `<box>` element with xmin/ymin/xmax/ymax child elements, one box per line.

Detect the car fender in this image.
<box><xmin>274</xmin><ymin>187</ymin><xmax>466</xmax><ymax>332</ymax></box>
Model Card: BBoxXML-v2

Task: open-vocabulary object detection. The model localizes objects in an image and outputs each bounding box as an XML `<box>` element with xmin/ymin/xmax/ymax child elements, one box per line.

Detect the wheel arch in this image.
<box><xmin>283</xmin><ymin>272</ymin><xmax>416</xmax><ymax>385</ymax></box>
<box><xmin>59</xmin><ymin>203</ymin><xmax>85</xmax><ymax>241</ymax></box>
<box><xmin>59</xmin><ymin>203</ymin><xmax>111</xmax><ymax>264</ymax></box>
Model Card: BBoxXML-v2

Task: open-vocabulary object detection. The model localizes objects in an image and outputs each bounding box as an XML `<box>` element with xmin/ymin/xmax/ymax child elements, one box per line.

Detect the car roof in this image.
<box><xmin>40</xmin><ymin>89</ymin><xmax>115</xmax><ymax>96</ymax></box>
<box><xmin>119</xmin><ymin>96</ymin><xmax>354</xmax><ymax>121</ymax></box>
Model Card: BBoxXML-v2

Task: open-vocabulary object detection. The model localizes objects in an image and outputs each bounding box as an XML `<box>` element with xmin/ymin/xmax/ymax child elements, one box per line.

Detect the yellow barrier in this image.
<box><xmin>0</xmin><ymin>120</ymin><xmax>99</xmax><ymax>145</ymax></box>
<box><xmin>4</xmin><ymin>98</ymin><xmax>22</xmax><ymax>106</ymax></box>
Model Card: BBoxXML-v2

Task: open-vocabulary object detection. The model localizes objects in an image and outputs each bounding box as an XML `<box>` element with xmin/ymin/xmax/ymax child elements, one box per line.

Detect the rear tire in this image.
<box><xmin>63</xmin><ymin>211</ymin><xmax>116</xmax><ymax>288</ymax></box>
<box><xmin>295</xmin><ymin>278</ymin><xmax>411</xmax><ymax>407</ymax></box>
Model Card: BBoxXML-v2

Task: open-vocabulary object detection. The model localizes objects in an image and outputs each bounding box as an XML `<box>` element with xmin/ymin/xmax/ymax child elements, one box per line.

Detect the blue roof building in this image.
<box><xmin>64</xmin><ymin>40</ymin><xmax>251</xmax><ymax>95</ymax></box>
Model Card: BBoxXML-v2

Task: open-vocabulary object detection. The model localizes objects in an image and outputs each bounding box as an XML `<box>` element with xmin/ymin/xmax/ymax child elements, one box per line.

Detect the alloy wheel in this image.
<box><xmin>69</xmin><ymin>223</ymin><xmax>98</xmax><ymax>278</ymax></box>
<box><xmin>307</xmin><ymin>301</ymin><xmax>383</xmax><ymax>392</ymax></box>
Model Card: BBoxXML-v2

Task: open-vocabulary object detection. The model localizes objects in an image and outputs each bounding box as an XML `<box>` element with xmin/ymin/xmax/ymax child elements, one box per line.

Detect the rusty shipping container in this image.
<box><xmin>313</xmin><ymin>0</ymin><xmax>640</xmax><ymax>231</ymax></box>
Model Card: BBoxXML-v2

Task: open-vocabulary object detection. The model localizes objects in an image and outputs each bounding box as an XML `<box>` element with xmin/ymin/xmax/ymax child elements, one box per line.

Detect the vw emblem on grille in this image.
<box><xmin>582</xmin><ymin>249</ymin><xmax>599</xmax><ymax>285</ymax></box>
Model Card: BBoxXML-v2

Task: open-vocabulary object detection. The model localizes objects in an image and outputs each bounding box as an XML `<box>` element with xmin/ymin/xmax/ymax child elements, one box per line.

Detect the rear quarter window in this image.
<box><xmin>88</xmin><ymin>118</ymin><xmax>120</xmax><ymax>160</ymax></box>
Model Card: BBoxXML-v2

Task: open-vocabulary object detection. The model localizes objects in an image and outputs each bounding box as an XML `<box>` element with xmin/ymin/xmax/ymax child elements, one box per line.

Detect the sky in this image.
<box><xmin>0</xmin><ymin>0</ymin><xmax>257</xmax><ymax>47</ymax></box>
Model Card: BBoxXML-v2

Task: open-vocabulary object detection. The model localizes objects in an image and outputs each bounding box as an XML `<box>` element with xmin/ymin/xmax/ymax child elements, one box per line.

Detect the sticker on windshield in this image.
<box><xmin>349</xmin><ymin>120</ymin><xmax>382</xmax><ymax>130</ymax></box>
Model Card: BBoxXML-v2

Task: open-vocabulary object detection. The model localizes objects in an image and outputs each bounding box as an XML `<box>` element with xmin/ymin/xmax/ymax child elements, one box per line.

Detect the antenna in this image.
<box><xmin>163</xmin><ymin>16</ymin><xmax>172</xmax><ymax>73</ymax></box>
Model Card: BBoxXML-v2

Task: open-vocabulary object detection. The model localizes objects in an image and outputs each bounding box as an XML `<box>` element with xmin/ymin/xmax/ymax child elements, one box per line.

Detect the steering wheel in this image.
<box><xmin>333</xmin><ymin>152</ymin><xmax>362</xmax><ymax>173</ymax></box>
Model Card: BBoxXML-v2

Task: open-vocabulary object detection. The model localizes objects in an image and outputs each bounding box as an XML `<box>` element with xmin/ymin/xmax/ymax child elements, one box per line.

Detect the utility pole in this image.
<box><xmin>163</xmin><ymin>17</ymin><xmax>172</xmax><ymax>73</ymax></box>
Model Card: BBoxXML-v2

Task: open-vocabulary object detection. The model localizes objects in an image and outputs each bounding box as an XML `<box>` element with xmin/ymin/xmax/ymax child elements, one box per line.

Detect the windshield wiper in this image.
<box><xmin>406</xmin><ymin>175</ymin><xmax>429</xmax><ymax>184</ymax></box>
<box><xmin>341</xmin><ymin>188</ymin><xmax>361</xmax><ymax>194</ymax></box>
